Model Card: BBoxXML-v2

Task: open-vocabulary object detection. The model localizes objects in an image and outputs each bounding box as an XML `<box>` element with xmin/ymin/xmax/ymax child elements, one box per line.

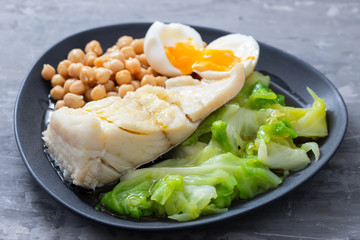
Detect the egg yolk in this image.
<box><xmin>164</xmin><ymin>40</ymin><xmax>241</xmax><ymax>74</ymax></box>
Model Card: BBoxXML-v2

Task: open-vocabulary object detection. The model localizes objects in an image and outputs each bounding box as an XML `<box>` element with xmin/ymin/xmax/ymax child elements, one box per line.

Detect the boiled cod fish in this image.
<box><xmin>42</xmin><ymin>64</ymin><xmax>245</xmax><ymax>189</ymax></box>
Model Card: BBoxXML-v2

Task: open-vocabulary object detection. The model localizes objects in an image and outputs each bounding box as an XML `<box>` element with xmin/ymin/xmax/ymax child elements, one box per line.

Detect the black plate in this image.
<box><xmin>14</xmin><ymin>23</ymin><xmax>347</xmax><ymax>230</ymax></box>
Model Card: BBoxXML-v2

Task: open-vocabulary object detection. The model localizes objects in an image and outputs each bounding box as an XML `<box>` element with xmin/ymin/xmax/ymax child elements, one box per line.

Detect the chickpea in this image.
<box><xmin>51</xmin><ymin>74</ymin><xmax>65</xmax><ymax>87</ymax></box>
<box><xmin>104</xmin><ymin>59</ymin><xmax>124</xmax><ymax>74</ymax></box>
<box><xmin>63</xmin><ymin>79</ymin><xmax>76</xmax><ymax>93</ymax></box>
<box><xmin>67</xmin><ymin>48</ymin><xmax>85</xmax><ymax>63</ymax></box>
<box><xmin>131</xmin><ymin>38</ymin><xmax>144</xmax><ymax>54</ymax></box>
<box><xmin>141</xmin><ymin>74</ymin><xmax>157</xmax><ymax>86</ymax></box>
<box><xmin>155</xmin><ymin>76</ymin><xmax>167</xmax><ymax>88</ymax></box>
<box><xmin>106</xmin><ymin>45</ymin><xmax>119</xmax><ymax>54</ymax></box>
<box><xmin>136</xmin><ymin>54</ymin><xmax>149</xmax><ymax>68</ymax></box>
<box><xmin>68</xmin><ymin>62</ymin><xmax>84</xmax><ymax>78</ymax></box>
<box><xmin>109</xmin><ymin>49</ymin><xmax>125</xmax><ymax>63</ymax></box>
<box><xmin>84</xmin><ymin>40</ymin><xmax>103</xmax><ymax>56</ymax></box>
<box><xmin>106</xmin><ymin>92</ymin><xmax>119</xmax><ymax>97</ymax></box>
<box><xmin>50</xmin><ymin>85</ymin><xmax>65</xmax><ymax>101</ymax></box>
<box><xmin>63</xmin><ymin>93</ymin><xmax>85</xmax><ymax>109</ymax></box>
<box><xmin>130</xmin><ymin>80</ymin><xmax>141</xmax><ymax>90</ymax></box>
<box><xmin>121</xmin><ymin>46</ymin><xmax>136</xmax><ymax>59</ymax></box>
<box><xmin>125</xmin><ymin>58</ymin><xmax>141</xmax><ymax>75</ymax></box>
<box><xmin>103</xmin><ymin>80</ymin><xmax>115</xmax><ymax>92</ymax></box>
<box><xmin>95</xmin><ymin>67</ymin><xmax>112</xmax><ymax>84</ymax></box>
<box><xmin>83</xmin><ymin>52</ymin><xmax>97</xmax><ymax>66</ymax></box>
<box><xmin>115</xmin><ymin>70</ymin><xmax>132</xmax><ymax>85</ymax></box>
<box><xmin>57</xmin><ymin>60</ymin><xmax>71</xmax><ymax>77</ymax></box>
<box><xmin>134</xmin><ymin>67</ymin><xmax>151</xmax><ymax>80</ymax></box>
<box><xmin>69</xmin><ymin>80</ymin><xmax>86</xmax><ymax>95</ymax></box>
<box><xmin>84</xmin><ymin>88</ymin><xmax>93</xmax><ymax>102</ymax></box>
<box><xmin>118</xmin><ymin>84</ymin><xmax>135</xmax><ymax>98</ymax></box>
<box><xmin>55</xmin><ymin>100</ymin><xmax>65</xmax><ymax>110</ymax></box>
<box><xmin>41</xmin><ymin>64</ymin><xmax>56</xmax><ymax>81</ymax></box>
<box><xmin>94</xmin><ymin>54</ymin><xmax>110</xmax><ymax>68</ymax></box>
<box><xmin>90</xmin><ymin>85</ymin><xmax>107</xmax><ymax>100</ymax></box>
<box><xmin>79</xmin><ymin>66</ymin><xmax>96</xmax><ymax>86</ymax></box>
<box><xmin>44</xmin><ymin>35</ymin><xmax>175</xmax><ymax>106</ymax></box>
<box><xmin>117</xmin><ymin>35</ymin><xmax>133</xmax><ymax>48</ymax></box>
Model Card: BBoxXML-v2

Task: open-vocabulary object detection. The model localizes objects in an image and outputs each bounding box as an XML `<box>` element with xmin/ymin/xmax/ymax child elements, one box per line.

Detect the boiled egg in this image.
<box><xmin>144</xmin><ymin>21</ymin><xmax>259</xmax><ymax>79</ymax></box>
<box><xmin>144</xmin><ymin>21</ymin><xmax>203</xmax><ymax>77</ymax></box>
<box><xmin>197</xmin><ymin>33</ymin><xmax>259</xmax><ymax>79</ymax></box>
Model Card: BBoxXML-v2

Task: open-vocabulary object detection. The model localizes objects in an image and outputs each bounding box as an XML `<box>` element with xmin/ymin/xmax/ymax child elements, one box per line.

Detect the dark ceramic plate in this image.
<box><xmin>14</xmin><ymin>23</ymin><xmax>347</xmax><ymax>230</ymax></box>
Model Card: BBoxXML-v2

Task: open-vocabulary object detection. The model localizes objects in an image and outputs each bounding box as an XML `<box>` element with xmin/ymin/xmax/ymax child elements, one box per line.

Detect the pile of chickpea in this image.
<box><xmin>41</xmin><ymin>36</ymin><xmax>167</xmax><ymax>109</ymax></box>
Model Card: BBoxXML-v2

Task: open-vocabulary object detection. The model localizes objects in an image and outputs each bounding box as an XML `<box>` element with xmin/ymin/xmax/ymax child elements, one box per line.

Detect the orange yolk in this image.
<box><xmin>164</xmin><ymin>40</ymin><xmax>241</xmax><ymax>75</ymax></box>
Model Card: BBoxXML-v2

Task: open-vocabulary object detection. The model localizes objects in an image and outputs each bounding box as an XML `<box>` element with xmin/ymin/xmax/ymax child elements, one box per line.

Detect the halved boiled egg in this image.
<box><xmin>144</xmin><ymin>21</ymin><xmax>259</xmax><ymax>79</ymax></box>
<box><xmin>144</xmin><ymin>21</ymin><xmax>203</xmax><ymax>77</ymax></box>
<box><xmin>198</xmin><ymin>34</ymin><xmax>259</xmax><ymax>79</ymax></box>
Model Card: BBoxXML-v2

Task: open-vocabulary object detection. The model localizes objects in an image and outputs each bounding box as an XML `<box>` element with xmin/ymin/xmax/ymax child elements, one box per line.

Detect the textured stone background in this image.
<box><xmin>1</xmin><ymin>0</ymin><xmax>359</xmax><ymax>239</ymax></box>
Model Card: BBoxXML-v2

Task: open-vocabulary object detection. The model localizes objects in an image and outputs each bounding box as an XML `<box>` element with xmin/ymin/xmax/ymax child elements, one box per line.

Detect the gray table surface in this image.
<box><xmin>1</xmin><ymin>0</ymin><xmax>359</xmax><ymax>239</ymax></box>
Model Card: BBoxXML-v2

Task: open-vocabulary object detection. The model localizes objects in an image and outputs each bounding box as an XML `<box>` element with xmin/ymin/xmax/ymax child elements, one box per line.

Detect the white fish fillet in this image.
<box><xmin>43</xmin><ymin>64</ymin><xmax>245</xmax><ymax>189</ymax></box>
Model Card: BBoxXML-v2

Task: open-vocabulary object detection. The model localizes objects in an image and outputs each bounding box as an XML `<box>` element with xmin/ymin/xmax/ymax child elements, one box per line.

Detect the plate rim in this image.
<box><xmin>14</xmin><ymin>22</ymin><xmax>348</xmax><ymax>230</ymax></box>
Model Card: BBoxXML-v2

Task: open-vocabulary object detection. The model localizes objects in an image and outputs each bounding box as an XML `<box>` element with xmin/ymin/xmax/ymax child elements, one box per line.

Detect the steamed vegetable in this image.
<box><xmin>98</xmin><ymin>71</ymin><xmax>328</xmax><ymax>221</ymax></box>
<box><xmin>100</xmin><ymin>131</ymin><xmax>282</xmax><ymax>221</ymax></box>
